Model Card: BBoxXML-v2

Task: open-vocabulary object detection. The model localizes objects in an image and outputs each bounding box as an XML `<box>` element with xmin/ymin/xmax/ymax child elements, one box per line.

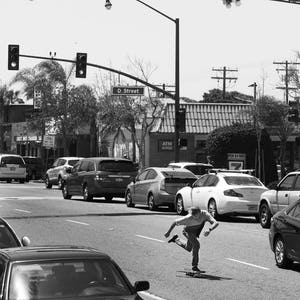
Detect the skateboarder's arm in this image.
<box><xmin>203</xmin><ymin>218</ymin><xmax>219</xmax><ymax>237</ymax></box>
<box><xmin>164</xmin><ymin>221</ymin><xmax>177</xmax><ymax>238</ymax></box>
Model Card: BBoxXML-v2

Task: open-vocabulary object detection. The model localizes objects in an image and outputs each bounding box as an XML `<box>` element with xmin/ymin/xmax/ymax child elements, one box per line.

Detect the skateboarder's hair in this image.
<box><xmin>189</xmin><ymin>207</ymin><xmax>201</xmax><ymax>216</ymax></box>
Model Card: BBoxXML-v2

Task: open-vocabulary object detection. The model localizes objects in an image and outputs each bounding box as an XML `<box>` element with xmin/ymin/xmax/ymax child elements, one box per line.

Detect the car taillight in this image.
<box><xmin>160</xmin><ymin>179</ymin><xmax>166</xmax><ymax>191</ymax></box>
<box><xmin>95</xmin><ymin>174</ymin><xmax>105</xmax><ymax>181</ymax></box>
<box><xmin>224</xmin><ymin>189</ymin><xmax>243</xmax><ymax>197</ymax></box>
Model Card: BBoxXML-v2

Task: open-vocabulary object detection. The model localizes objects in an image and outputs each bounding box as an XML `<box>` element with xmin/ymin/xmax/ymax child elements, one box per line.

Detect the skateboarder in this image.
<box><xmin>164</xmin><ymin>206</ymin><xmax>219</xmax><ymax>272</ymax></box>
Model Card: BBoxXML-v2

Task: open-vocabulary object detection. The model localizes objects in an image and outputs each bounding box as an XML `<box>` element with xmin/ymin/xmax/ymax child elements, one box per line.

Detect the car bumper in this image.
<box><xmin>155</xmin><ymin>191</ymin><xmax>176</xmax><ymax>205</ymax></box>
<box><xmin>218</xmin><ymin>199</ymin><xmax>259</xmax><ymax>215</ymax></box>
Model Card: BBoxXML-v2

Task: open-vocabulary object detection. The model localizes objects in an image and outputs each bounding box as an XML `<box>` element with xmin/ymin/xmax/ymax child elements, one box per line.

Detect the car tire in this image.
<box><xmin>176</xmin><ymin>195</ymin><xmax>186</xmax><ymax>215</ymax></box>
<box><xmin>274</xmin><ymin>236</ymin><xmax>292</xmax><ymax>268</ymax></box>
<box><xmin>105</xmin><ymin>195</ymin><xmax>113</xmax><ymax>202</ymax></box>
<box><xmin>45</xmin><ymin>176</ymin><xmax>52</xmax><ymax>189</ymax></box>
<box><xmin>148</xmin><ymin>193</ymin><xmax>157</xmax><ymax>211</ymax></box>
<box><xmin>208</xmin><ymin>199</ymin><xmax>220</xmax><ymax>220</ymax></box>
<box><xmin>6</xmin><ymin>179</ymin><xmax>12</xmax><ymax>183</ymax></box>
<box><xmin>259</xmin><ymin>203</ymin><xmax>271</xmax><ymax>228</ymax></box>
<box><xmin>62</xmin><ymin>183</ymin><xmax>72</xmax><ymax>200</ymax></box>
<box><xmin>19</xmin><ymin>179</ymin><xmax>25</xmax><ymax>184</ymax></box>
<box><xmin>125</xmin><ymin>190</ymin><xmax>135</xmax><ymax>207</ymax></box>
<box><xmin>58</xmin><ymin>176</ymin><xmax>63</xmax><ymax>190</ymax></box>
<box><xmin>83</xmin><ymin>185</ymin><xmax>93</xmax><ymax>201</ymax></box>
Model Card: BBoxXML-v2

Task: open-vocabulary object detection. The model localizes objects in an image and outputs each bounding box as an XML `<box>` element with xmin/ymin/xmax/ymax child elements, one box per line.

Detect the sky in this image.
<box><xmin>1</xmin><ymin>0</ymin><xmax>300</xmax><ymax>102</ymax></box>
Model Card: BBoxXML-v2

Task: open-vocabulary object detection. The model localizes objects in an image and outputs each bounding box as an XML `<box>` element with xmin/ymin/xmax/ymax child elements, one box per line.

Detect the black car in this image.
<box><xmin>269</xmin><ymin>199</ymin><xmax>300</xmax><ymax>268</ymax></box>
<box><xmin>0</xmin><ymin>218</ymin><xmax>30</xmax><ymax>248</ymax></box>
<box><xmin>62</xmin><ymin>157</ymin><xmax>138</xmax><ymax>201</ymax></box>
<box><xmin>0</xmin><ymin>245</ymin><xmax>149</xmax><ymax>299</ymax></box>
<box><xmin>23</xmin><ymin>156</ymin><xmax>45</xmax><ymax>181</ymax></box>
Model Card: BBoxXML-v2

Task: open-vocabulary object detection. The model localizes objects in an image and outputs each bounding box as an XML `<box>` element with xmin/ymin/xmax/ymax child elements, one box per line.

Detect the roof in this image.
<box><xmin>0</xmin><ymin>245</ymin><xmax>109</xmax><ymax>261</ymax></box>
<box><xmin>151</xmin><ymin>102</ymin><xmax>253</xmax><ymax>134</ymax></box>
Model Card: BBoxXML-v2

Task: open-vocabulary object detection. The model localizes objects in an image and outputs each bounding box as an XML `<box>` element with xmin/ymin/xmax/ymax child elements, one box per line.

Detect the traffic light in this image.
<box><xmin>76</xmin><ymin>53</ymin><xmax>87</xmax><ymax>78</ymax></box>
<box><xmin>8</xmin><ymin>45</ymin><xmax>19</xmax><ymax>70</ymax></box>
<box><xmin>176</xmin><ymin>108</ymin><xmax>186</xmax><ymax>132</ymax></box>
<box><xmin>288</xmin><ymin>101</ymin><xmax>299</xmax><ymax>124</ymax></box>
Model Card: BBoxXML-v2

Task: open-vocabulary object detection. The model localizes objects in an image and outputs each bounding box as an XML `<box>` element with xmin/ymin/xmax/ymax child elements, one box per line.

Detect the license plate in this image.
<box><xmin>115</xmin><ymin>178</ymin><xmax>123</xmax><ymax>182</ymax></box>
<box><xmin>10</xmin><ymin>167</ymin><xmax>16</xmax><ymax>171</ymax></box>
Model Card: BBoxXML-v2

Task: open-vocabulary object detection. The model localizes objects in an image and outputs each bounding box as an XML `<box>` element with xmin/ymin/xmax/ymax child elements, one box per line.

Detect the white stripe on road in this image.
<box><xmin>14</xmin><ymin>209</ymin><xmax>31</xmax><ymax>213</ymax></box>
<box><xmin>139</xmin><ymin>291</ymin><xmax>167</xmax><ymax>300</ymax></box>
<box><xmin>136</xmin><ymin>235</ymin><xmax>165</xmax><ymax>243</ymax></box>
<box><xmin>65</xmin><ymin>219</ymin><xmax>89</xmax><ymax>226</ymax></box>
<box><xmin>226</xmin><ymin>258</ymin><xmax>270</xmax><ymax>270</ymax></box>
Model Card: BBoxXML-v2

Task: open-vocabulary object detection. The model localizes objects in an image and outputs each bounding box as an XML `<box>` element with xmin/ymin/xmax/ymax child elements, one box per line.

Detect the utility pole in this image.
<box><xmin>211</xmin><ymin>66</ymin><xmax>238</xmax><ymax>100</ymax></box>
<box><xmin>273</xmin><ymin>60</ymin><xmax>300</xmax><ymax>104</ymax></box>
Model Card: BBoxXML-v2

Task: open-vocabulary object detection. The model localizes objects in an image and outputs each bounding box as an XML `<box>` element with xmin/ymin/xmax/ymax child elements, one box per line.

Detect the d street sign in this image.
<box><xmin>112</xmin><ymin>86</ymin><xmax>144</xmax><ymax>96</ymax></box>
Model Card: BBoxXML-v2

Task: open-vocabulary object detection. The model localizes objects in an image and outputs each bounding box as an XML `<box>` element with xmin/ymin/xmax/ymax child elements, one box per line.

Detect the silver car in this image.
<box><xmin>125</xmin><ymin>167</ymin><xmax>197</xmax><ymax>210</ymax></box>
<box><xmin>45</xmin><ymin>157</ymin><xmax>83</xmax><ymax>189</ymax></box>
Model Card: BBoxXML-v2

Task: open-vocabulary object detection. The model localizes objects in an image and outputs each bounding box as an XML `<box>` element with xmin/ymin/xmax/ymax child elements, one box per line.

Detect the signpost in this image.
<box><xmin>43</xmin><ymin>135</ymin><xmax>56</xmax><ymax>149</ymax></box>
<box><xmin>112</xmin><ymin>86</ymin><xmax>144</xmax><ymax>96</ymax></box>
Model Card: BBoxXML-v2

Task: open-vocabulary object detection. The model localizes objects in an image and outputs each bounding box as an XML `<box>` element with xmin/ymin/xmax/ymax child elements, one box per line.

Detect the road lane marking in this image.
<box><xmin>226</xmin><ymin>258</ymin><xmax>270</xmax><ymax>270</ymax></box>
<box><xmin>14</xmin><ymin>209</ymin><xmax>31</xmax><ymax>213</ymax></box>
<box><xmin>136</xmin><ymin>234</ymin><xmax>165</xmax><ymax>243</ymax></box>
<box><xmin>139</xmin><ymin>291</ymin><xmax>167</xmax><ymax>300</ymax></box>
<box><xmin>0</xmin><ymin>197</ymin><xmax>60</xmax><ymax>201</ymax></box>
<box><xmin>65</xmin><ymin>219</ymin><xmax>89</xmax><ymax>226</ymax></box>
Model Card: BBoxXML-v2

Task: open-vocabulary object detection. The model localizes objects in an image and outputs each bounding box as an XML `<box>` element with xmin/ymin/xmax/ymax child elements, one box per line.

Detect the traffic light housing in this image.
<box><xmin>8</xmin><ymin>45</ymin><xmax>19</xmax><ymax>70</ymax></box>
<box><xmin>288</xmin><ymin>101</ymin><xmax>299</xmax><ymax>124</ymax></box>
<box><xmin>176</xmin><ymin>108</ymin><xmax>186</xmax><ymax>132</ymax></box>
<box><xmin>76</xmin><ymin>52</ymin><xmax>87</xmax><ymax>78</ymax></box>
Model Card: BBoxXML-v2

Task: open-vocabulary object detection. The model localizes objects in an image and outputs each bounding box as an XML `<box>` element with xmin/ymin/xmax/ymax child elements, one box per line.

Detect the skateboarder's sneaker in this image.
<box><xmin>192</xmin><ymin>266</ymin><xmax>201</xmax><ymax>272</ymax></box>
<box><xmin>168</xmin><ymin>234</ymin><xmax>178</xmax><ymax>243</ymax></box>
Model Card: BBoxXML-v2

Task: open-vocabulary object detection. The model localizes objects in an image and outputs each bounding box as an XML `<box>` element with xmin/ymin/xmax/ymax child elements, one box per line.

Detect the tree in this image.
<box><xmin>202</xmin><ymin>89</ymin><xmax>252</xmax><ymax>103</ymax></box>
<box><xmin>0</xmin><ymin>85</ymin><xmax>12</xmax><ymax>152</ymax></box>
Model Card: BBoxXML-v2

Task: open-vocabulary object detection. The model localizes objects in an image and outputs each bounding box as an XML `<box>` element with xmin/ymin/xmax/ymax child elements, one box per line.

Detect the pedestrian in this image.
<box><xmin>164</xmin><ymin>206</ymin><xmax>219</xmax><ymax>272</ymax></box>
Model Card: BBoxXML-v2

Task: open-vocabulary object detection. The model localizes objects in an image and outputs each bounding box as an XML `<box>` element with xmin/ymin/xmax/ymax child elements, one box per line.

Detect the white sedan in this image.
<box><xmin>175</xmin><ymin>171</ymin><xmax>268</xmax><ymax>220</ymax></box>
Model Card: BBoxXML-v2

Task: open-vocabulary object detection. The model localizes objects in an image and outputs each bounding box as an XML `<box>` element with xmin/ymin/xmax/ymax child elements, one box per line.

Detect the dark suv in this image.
<box><xmin>23</xmin><ymin>156</ymin><xmax>45</xmax><ymax>181</ymax></box>
<box><xmin>62</xmin><ymin>157</ymin><xmax>138</xmax><ymax>201</ymax></box>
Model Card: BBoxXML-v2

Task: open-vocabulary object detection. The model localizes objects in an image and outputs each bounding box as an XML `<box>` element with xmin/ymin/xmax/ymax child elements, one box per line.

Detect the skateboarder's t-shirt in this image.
<box><xmin>175</xmin><ymin>210</ymin><xmax>215</xmax><ymax>228</ymax></box>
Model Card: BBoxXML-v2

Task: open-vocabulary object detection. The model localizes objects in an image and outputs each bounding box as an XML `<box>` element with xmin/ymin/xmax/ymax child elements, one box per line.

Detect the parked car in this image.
<box><xmin>269</xmin><ymin>199</ymin><xmax>300</xmax><ymax>268</ymax></box>
<box><xmin>125</xmin><ymin>167</ymin><xmax>197</xmax><ymax>210</ymax></box>
<box><xmin>167</xmin><ymin>162</ymin><xmax>213</xmax><ymax>178</ymax></box>
<box><xmin>0</xmin><ymin>217</ymin><xmax>30</xmax><ymax>248</ymax></box>
<box><xmin>23</xmin><ymin>156</ymin><xmax>45</xmax><ymax>181</ymax></box>
<box><xmin>62</xmin><ymin>157</ymin><xmax>138</xmax><ymax>201</ymax></box>
<box><xmin>0</xmin><ymin>245</ymin><xmax>149</xmax><ymax>299</ymax></box>
<box><xmin>259</xmin><ymin>171</ymin><xmax>300</xmax><ymax>228</ymax></box>
<box><xmin>175</xmin><ymin>170</ymin><xmax>268</xmax><ymax>219</ymax></box>
<box><xmin>45</xmin><ymin>157</ymin><xmax>83</xmax><ymax>189</ymax></box>
<box><xmin>0</xmin><ymin>154</ymin><xmax>27</xmax><ymax>183</ymax></box>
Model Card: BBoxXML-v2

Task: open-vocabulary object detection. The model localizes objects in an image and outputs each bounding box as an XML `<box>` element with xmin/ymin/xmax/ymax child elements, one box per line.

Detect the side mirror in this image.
<box><xmin>21</xmin><ymin>236</ymin><xmax>31</xmax><ymax>247</ymax></box>
<box><xmin>134</xmin><ymin>281</ymin><xmax>150</xmax><ymax>292</ymax></box>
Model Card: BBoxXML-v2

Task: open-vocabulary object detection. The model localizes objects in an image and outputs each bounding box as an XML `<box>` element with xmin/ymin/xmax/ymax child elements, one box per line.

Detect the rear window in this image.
<box><xmin>68</xmin><ymin>160</ymin><xmax>80</xmax><ymax>166</ymax></box>
<box><xmin>185</xmin><ymin>165</ymin><xmax>213</xmax><ymax>175</ymax></box>
<box><xmin>0</xmin><ymin>156</ymin><xmax>24</xmax><ymax>165</ymax></box>
<box><xmin>161</xmin><ymin>171</ymin><xmax>196</xmax><ymax>179</ymax></box>
<box><xmin>224</xmin><ymin>176</ymin><xmax>262</xmax><ymax>186</ymax></box>
<box><xmin>23</xmin><ymin>157</ymin><xmax>43</xmax><ymax>164</ymax></box>
<box><xmin>98</xmin><ymin>161</ymin><xmax>136</xmax><ymax>172</ymax></box>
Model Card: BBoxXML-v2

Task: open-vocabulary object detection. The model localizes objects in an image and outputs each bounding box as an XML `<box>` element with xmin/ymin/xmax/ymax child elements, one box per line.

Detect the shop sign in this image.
<box><xmin>158</xmin><ymin>140</ymin><xmax>174</xmax><ymax>151</ymax></box>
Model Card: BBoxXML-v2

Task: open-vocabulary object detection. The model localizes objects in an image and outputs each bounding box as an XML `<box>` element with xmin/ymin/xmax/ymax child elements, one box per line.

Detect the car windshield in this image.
<box><xmin>98</xmin><ymin>161</ymin><xmax>136</xmax><ymax>172</ymax></box>
<box><xmin>185</xmin><ymin>165</ymin><xmax>213</xmax><ymax>175</ymax></box>
<box><xmin>224</xmin><ymin>176</ymin><xmax>262</xmax><ymax>186</ymax></box>
<box><xmin>68</xmin><ymin>160</ymin><xmax>80</xmax><ymax>166</ymax></box>
<box><xmin>0</xmin><ymin>224</ymin><xmax>19</xmax><ymax>248</ymax></box>
<box><xmin>162</xmin><ymin>171</ymin><xmax>196</xmax><ymax>178</ymax></box>
<box><xmin>8</xmin><ymin>259</ymin><xmax>132</xmax><ymax>299</ymax></box>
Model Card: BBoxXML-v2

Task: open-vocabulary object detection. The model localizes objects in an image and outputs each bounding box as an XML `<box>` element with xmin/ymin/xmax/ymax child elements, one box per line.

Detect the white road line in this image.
<box><xmin>139</xmin><ymin>291</ymin><xmax>167</xmax><ymax>300</ymax></box>
<box><xmin>14</xmin><ymin>209</ymin><xmax>31</xmax><ymax>213</ymax></box>
<box><xmin>65</xmin><ymin>219</ymin><xmax>89</xmax><ymax>226</ymax></box>
<box><xmin>136</xmin><ymin>234</ymin><xmax>165</xmax><ymax>243</ymax></box>
<box><xmin>226</xmin><ymin>258</ymin><xmax>270</xmax><ymax>270</ymax></box>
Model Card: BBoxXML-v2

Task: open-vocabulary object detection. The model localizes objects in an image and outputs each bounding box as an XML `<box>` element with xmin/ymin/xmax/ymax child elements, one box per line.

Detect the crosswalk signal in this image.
<box><xmin>76</xmin><ymin>53</ymin><xmax>87</xmax><ymax>78</ymax></box>
<box><xmin>176</xmin><ymin>108</ymin><xmax>186</xmax><ymax>132</ymax></box>
<box><xmin>8</xmin><ymin>45</ymin><xmax>19</xmax><ymax>70</ymax></box>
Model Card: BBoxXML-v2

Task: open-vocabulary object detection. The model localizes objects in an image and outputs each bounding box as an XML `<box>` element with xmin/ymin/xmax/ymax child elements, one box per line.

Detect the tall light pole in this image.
<box><xmin>105</xmin><ymin>0</ymin><xmax>180</xmax><ymax>162</ymax></box>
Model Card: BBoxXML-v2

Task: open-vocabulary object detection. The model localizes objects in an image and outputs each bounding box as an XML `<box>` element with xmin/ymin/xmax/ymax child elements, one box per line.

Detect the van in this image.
<box><xmin>0</xmin><ymin>154</ymin><xmax>27</xmax><ymax>183</ymax></box>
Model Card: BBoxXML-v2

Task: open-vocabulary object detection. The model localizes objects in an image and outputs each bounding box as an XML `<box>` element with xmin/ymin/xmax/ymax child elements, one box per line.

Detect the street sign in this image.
<box><xmin>112</xmin><ymin>86</ymin><xmax>144</xmax><ymax>96</ymax></box>
<box><xmin>43</xmin><ymin>135</ymin><xmax>56</xmax><ymax>148</ymax></box>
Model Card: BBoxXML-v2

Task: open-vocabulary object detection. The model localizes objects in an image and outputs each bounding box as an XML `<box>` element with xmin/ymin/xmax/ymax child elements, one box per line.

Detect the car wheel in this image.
<box><xmin>45</xmin><ymin>176</ymin><xmax>52</xmax><ymax>189</ymax></box>
<box><xmin>208</xmin><ymin>199</ymin><xmax>219</xmax><ymax>220</ymax></box>
<box><xmin>125</xmin><ymin>190</ymin><xmax>135</xmax><ymax>207</ymax></box>
<box><xmin>6</xmin><ymin>179</ymin><xmax>12</xmax><ymax>183</ymax></box>
<box><xmin>19</xmin><ymin>179</ymin><xmax>25</xmax><ymax>184</ymax></box>
<box><xmin>259</xmin><ymin>203</ymin><xmax>271</xmax><ymax>228</ymax></box>
<box><xmin>83</xmin><ymin>185</ymin><xmax>93</xmax><ymax>201</ymax></box>
<box><xmin>58</xmin><ymin>176</ymin><xmax>63</xmax><ymax>190</ymax></box>
<box><xmin>62</xmin><ymin>183</ymin><xmax>72</xmax><ymax>200</ymax></box>
<box><xmin>105</xmin><ymin>195</ymin><xmax>113</xmax><ymax>202</ymax></box>
<box><xmin>274</xmin><ymin>236</ymin><xmax>292</xmax><ymax>268</ymax></box>
<box><xmin>148</xmin><ymin>193</ymin><xmax>157</xmax><ymax>211</ymax></box>
<box><xmin>176</xmin><ymin>195</ymin><xmax>185</xmax><ymax>215</ymax></box>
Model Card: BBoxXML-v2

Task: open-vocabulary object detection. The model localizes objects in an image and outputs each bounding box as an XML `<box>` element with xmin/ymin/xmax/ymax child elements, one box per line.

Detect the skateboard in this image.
<box><xmin>176</xmin><ymin>269</ymin><xmax>206</xmax><ymax>278</ymax></box>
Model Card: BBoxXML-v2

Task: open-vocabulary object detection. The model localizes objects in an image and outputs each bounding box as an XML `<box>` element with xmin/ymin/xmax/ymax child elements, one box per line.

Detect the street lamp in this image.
<box><xmin>105</xmin><ymin>0</ymin><xmax>181</xmax><ymax>162</ymax></box>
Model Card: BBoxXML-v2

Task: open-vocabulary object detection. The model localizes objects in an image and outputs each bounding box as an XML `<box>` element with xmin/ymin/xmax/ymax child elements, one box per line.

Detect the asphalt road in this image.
<box><xmin>0</xmin><ymin>181</ymin><xmax>300</xmax><ymax>300</ymax></box>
